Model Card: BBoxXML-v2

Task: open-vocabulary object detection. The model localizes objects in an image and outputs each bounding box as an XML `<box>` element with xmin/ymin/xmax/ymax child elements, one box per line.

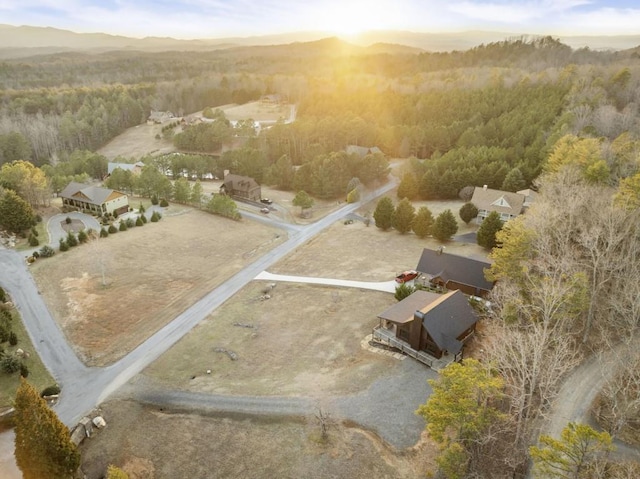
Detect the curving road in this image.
<box><xmin>0</xmin><ymin>181</ymin><xmax>398</xmax><ymax>429</ymax></box>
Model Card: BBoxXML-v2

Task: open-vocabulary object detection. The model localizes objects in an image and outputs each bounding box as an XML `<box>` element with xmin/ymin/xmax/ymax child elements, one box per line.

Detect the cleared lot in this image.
<box><xmin>30</xmin><ymin>209</ymin><xmax>285</xmax><ymax>366</ymax></box>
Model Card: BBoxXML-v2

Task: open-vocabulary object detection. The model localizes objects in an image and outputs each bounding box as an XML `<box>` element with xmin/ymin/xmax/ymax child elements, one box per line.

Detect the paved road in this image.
<box><xmin>0</xmin><ymin>180</ymin><xmax>398</xmax><ymax>428</ymax></box>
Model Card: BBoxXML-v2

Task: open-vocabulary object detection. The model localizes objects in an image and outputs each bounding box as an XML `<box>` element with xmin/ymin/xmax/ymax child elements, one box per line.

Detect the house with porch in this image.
<box><xmin>59</xmin><ymin>182</ymin><xmax>129</xmax><ymax>216</ymax></box>
<box><xmin>373</xmin><ymin>290</ymin><xmax>478</xmax><ymax>365</ymax></box>
<box><xmin>416</xmin><ymin>248</ymin><xmax>494</xmax><ymax>297</ymax></box>
<box><xmin>219</xmin><ymin>174</ymin><xmax>261</xmax><ymax>202</ymax></box>
<box><xmin>470</xmin><ymin>185</ymin><xmax>528</xmax><ymax>224</ymax></box>
<box><xmin>107</xmin><ymin>161</ymin><xmax>145</xmax><ymax>177</ymax></box>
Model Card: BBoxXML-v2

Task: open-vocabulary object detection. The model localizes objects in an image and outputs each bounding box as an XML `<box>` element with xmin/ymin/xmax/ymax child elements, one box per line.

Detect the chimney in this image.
<box><xmin>223</xmin><ymin>169</ymin><xmax>230</xmax><ymax>179</ymax></box>
<box><xmin>483</xmin><ymin>185</ymin><xmax>488</xmax><ymax>191</ymax></box>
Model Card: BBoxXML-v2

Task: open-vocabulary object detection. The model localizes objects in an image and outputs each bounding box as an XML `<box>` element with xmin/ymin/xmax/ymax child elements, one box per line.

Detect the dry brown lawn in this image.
<box><xmin>272</xmin><ymin>201</ymin><xmax>488</xmax><ymax>282</ymax></box>
<box><xmin>30</xmin><ymin>209</ymin><xmax>285</xmax><ymax>366</ymax></box>
<box><xmin>79</xmin><ymin>399</ymin><xmax>436</xmax><ymax>479</ymax></box>
<box><xmin>145</xmin><ymin>283</ymin><xmax>397</xmax><ymax>396</ymax></box>
<box><xmin>220</xmin><ymin>101</ymin><xmax>293</xmax><ymax>122</ymax></box>
<box><xmin>98</xmin><ymin>123</ymin><xmax>176</xmax><ymax>160</ymax></box>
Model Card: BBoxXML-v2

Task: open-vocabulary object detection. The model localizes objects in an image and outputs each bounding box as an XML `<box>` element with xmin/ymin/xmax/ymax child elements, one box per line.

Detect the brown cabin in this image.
<box><xmin>220</xmin><ymin>174</ymin><xmax>261</xmax><ymax>202</ymax></box>
<box><xmin>416</xmin><ymin>248</ymin><xmax>495</xmax><ymax>298</ymax></box>
<box><xmin>376</xmin><ymin>290</ymin><xmax>478</xmax><ymax>359</ymax></box>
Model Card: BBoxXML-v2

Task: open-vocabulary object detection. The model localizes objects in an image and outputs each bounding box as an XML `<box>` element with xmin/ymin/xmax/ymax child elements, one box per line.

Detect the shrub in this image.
<box><xmin>66</xmin><ymin>231</ymin><xmax>78</xmax><ymax>247</ymax></box>
<box><xmin>135</xmin><ymin>217</ymin><xmax>144</xmax><ymax>226</ymax></box>
<box><xmin>108</xmin><ymin>224</ymin><xmax>118</xmax><ymax>234</ymax></box>
<box><xmin>65</xmin><ymin>216</ymin><xmax>72</xmax><ymax>224</ymax></box>
<box><xmin>77</xmin><ymin>230</ymin><xmax>88</xmax><ymax>243</ymax></box>
<box><xmin>119</xmin><ymin>222</ymin><xmax>127</xmax><ymax>232</ymax></box>
<box><xmin>59</xmin><ymin>239</ymin><xmax>69</xmax><ymax>252</ymax></box>
<box><xmin>395</xmin><ymin>283</ymin><xmax>416</xmax><ymax>301</ymax></box>
<box><xmin>19</xmin><ymin>363</ymin><xmax>29</xmax><ymax>378</ymax></box>
<box><xmin>459</xmin><ymin>202</ymin><xmax>479</xmax><ymax>224</ymax></box>
<box><xmin>141</xmin><ymin>214</ymin><xmax>148</xmax><ymax>223</ymax></box>
<box><xmin>30</xmin><ymin>226</ymin><xmax>38</xmax><ymax>237</ymax></box>
<box><xmin>151</xmin><ymin>194</ymin><xmax>159</xmax><ymax>205</ymax></box>
<box><xmin>41</xmin><ymin>385</ymin><xmax>61</xmax><ymax>397</ymax></box>
<box><xmin>139</xmin><ymin>203</ymin><xmax>146</xmax><ymax>213</ymax></box>
<box><xmin>35</xmin><ymin>214</ymin><xmax>42</xmax><ymax>223</ymax></box>
<box><xmin>28</xmin><ymin>233</ymin><xmax>39</xmax><ymax>247</ymax></box>
<box><xmin>125</xmin><ymin>218</ymin><xmax>135</xmax><ymax>228</ymax></box>
<box><xmin>8</xmin><ymin>332</ymin><xmax>17</xmax><ymax>346</ymax></box>
<box><xmin>100</xmin><ymin>228</ymin><xmax>109</xmax><ymax>238</ymax></box>
<box><xmin>160</xmin><ymin>198</ymin><xmax>169</xmax><ymax>207</ymax></box>
<box><xmin>1</xmin><ymin>355</ymin><xmax>21</xmax><ymax>374</ymax></box>
<box><xmin>39</xmin><ymin>245</ymin><xmax>55</xmax><ymax>257</ymax></box>
<box><xmin>32</xmin><ymin>251</ymin><xmax>40</xmax><ymax>259</ymax></box>
<box><xmin>150</xmin><ymin>212</ymin><xmax>159</xmax><ymax>222</ymax></box>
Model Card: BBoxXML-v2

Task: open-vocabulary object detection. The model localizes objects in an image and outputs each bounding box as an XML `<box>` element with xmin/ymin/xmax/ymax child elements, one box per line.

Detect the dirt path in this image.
<box><xmin>541</xmin><ymin>346</ymin><xmax>640</xmax><ymax>462</ymax></box>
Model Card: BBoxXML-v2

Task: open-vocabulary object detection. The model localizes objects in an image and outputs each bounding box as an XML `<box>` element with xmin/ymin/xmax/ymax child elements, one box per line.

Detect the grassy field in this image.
<box><xmin>0</xmin><ymin>308</ymin><xmax>55</xmax><ymax>410</ymax></box>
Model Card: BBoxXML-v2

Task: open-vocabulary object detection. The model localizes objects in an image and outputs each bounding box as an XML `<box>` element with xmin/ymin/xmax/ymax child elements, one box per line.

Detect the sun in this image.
<box><xmin>319</xmin><ymin>0</ymin><xmax>395</xmax><ymax>37</ymax></box>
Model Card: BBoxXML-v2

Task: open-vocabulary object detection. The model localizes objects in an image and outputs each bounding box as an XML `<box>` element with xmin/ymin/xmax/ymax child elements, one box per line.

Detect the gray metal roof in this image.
<box><xmin>420</xmin><ymin>290</ymin><xmax>477</xmax><ymax>355</ymax></box>
<box><xmin>416</xmin><ymin>248</ymin><xmax>494</xmax><ymax>293</ymax></box>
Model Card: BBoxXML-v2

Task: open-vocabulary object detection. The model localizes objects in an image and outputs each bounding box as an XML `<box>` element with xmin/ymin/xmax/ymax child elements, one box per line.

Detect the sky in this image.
<box><xmin>2</xmin><ymin>0</ymin><xmax>640</xmax><ymax>39</ymax></box>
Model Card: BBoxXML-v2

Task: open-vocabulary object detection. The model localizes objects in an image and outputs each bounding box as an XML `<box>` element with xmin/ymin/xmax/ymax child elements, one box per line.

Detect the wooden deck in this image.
<box><xmin>372</xmin><ymin>327</ymin><xmax>454</xmax><ymax>370</ymax></box>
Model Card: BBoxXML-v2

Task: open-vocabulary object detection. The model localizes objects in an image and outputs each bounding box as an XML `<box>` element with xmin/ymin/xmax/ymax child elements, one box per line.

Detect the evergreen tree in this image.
<box><xmin>191</xmin><ymin>179</ymin><xmax>204</xmax><ymax>207</ymax></box>
<box><xmin>173</xmin><ymin>177</ymin><xmax>191</xmax><ymax>204</ymax></box>
<box><xmin>66</xmin><ymin>231</ymin><xmax>78</xmax><ymax>247</ymax></box>
<box><xmin>477</xmin><ymin>211</ymin><xmax>504</xmax><ymax>249</ymax></box>
<box><xmin>397</xmin><ymin>172</ymin><xmax>418</xmax><ymax>200</ymax></box>
<box><xmin>77</xmin><ymin>230</ymin><xmax>88</xmax><ymax>243</ymax></box>
<box><xmin>459</xmin><ymin>202</ymin><xmax>479</xmax><ymax>224</ymax></box>
<box><xmin>373</xmin><ymin>196</ymin><xmax>394</xmax><ymax>230</ymax></box>
<box><xmin>0</xmin><ymin>190</ymin><xmax>35</xmax><ymax>233</ymax></box>
<box><xmin>58</xmin><ymin>239</ymin><xmax>69</xmax><ymax>252</ymax></box>
<box><xmin>501</xmin><ymin>167</ymin><xmax>527</xmax><ymax>192</ymax></box>
<box><xmin>416</xmin><ymin>359</ymin><xmax>505</xmax><ymax>479</ymax></box>
<box><xmin>14</xmin><ymin>378</ymin><xmax>80</xmax><ymax>479</ymax></box>
<box><xmin>100</xmin><ymin>228</ymin><xmax>109</xmax><ymax>238</ymax></box>
<box><xmin>530</xmin><ymin>422</ymin><xmax>613</xmax><ymax>479</ymax></box>
<box><xmin>412</xmin><ymin>206</ymin><xmax>434</xmax><ymax>238</ymax></box>
<box><xmin>392</xmin><ymin>198</ymin><xmax>416</xmax><ymax>234</ymax></box>
<box><xmin>432</xmin><ymin>209</ymin><xmax>458</xmax><ymax>242</ymax></box>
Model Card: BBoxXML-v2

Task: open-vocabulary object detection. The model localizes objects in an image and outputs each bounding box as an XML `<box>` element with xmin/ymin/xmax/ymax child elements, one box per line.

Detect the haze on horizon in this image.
<box><xmin>2</xmin><ymin>0</ymin><xmax>640</xmax><ymax>40</ymax></box>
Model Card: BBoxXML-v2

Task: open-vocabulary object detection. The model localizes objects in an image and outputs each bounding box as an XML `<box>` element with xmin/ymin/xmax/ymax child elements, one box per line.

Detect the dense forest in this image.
<box><xmin>1</xmin><ymin>37</ymin><xmax>638</xmax><ymax>196</ymax></box>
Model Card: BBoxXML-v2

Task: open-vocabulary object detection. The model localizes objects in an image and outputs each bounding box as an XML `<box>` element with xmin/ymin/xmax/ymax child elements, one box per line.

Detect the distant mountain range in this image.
<box><xmin>1</xmin><ymin>24</ymin><xmax>639</xmax><ymax>59</ymax></box>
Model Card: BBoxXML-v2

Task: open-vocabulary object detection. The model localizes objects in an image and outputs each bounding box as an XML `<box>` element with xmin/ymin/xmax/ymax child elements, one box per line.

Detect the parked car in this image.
<box><xmin>395</xmin><ymin>270</ymin><xmax>418</xmax><ymax>283</ymax></box>
<box><xmin>260</xmin><ymin>198</ymin><xmax>273</xmax><ymax>204</ymax></box>
<box><xmin>260</xmin><ymin>207</ymin><xmax>270</xmax><ymax>214</ymax></box>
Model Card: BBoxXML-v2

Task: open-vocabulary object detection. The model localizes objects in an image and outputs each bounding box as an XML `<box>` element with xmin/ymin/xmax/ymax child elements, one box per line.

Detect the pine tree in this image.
<box><xmin>432</xmin><ymin>209</ymin><xmax>458</xmax><ymax>242</ymax></box>
<box><xmin>397</xmin><ymin>172</ymin><xmax>418</xmax><ymax>200</ymax></box>
<box><xmin>530</xmin><ymin>422</ymin><xmax>613</xmax><ymax>478</ymax></box>
<box><xmin>412</xmin><ymin>206</ymin><xmax>434</xmax><ymax>238</ymax></box>
<box><xmin>191</xmin><ymin>179</ymin><xmax>204</xmax><ymax>207</ymax></box>
<box><xmin>501</xmin><ymin>167</ymin><xmax>527</xmax><ymax>192</ymax></box>
<box><xmin>14</xmin><ymin>378</ymin><xmax>80</xmax><ymax>479</ymax></box>
<box><xmin>373</xmin><ymin>196</ymin><xmax>394</xmax><ymax>230</ymax></box>
<box><xmin>0</xmin><ymin>190</ymin><xmax>35</xmax><ymax>233</ymax></box>
<box><xmin>477</xmin><ymin>211</ymin><xmax>504</xmax><ymax>249</ymax></box>
<box><xmin>392</xmin><ymin>198</ymin><xmax>415</xmax><ymax>234</ymax></box>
